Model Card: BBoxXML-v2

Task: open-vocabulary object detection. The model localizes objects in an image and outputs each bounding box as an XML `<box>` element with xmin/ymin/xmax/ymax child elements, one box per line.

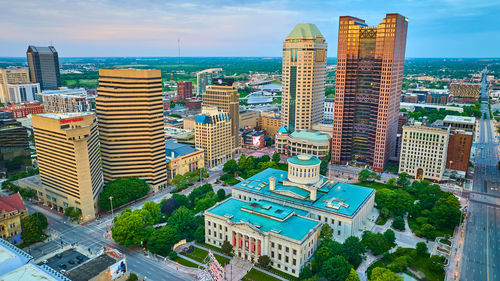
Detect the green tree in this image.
<box><xmin>98</xmin><ymin>178</ymin><xmax>150</xmax><ymax>211</ymax></box>
<box><xmin>343</xmin><ymin>236</ymin><xmax>366</xmax><ymax>268</ymax></box>
<box><xmin>238</xmin><ymin>154</ymin><xmax>247</xmax><ymax>171</ymax></box>
<box><xmin>320</xmin><ymin>255</ymin><xmax>351</xmax><ymax>281</ymax></box>
<box><xmin>217</xmin><ymin>188</ymin><xmax>226</xmax><ymax>200</ymax></box>
<box><xmin>112</xmin><ymin>209</ymin><xmax>153</xmax><ymax>247</ymax></box>
<box><xmin>345</xmin><ymin>268</ymin><xmax>360</xmax><ymax>281</ymax></box>
<box><xmin>199</xmin><ymin>168</ymin><xmax>209</xmax><ymax>178</ymax></box>
<box><xmin>169</xmin><ymin>251</ymin><xmax>178</xmax><ymax>259</ymax></box>
<box><xmin>194</xmin><ymin>196</ymin><xmax>216</xmax><ymax>212</ymax></box>
<box><xmin>221</xmin><ymin>240</ymin><xmax>233</xmax><ymax>255</ymax></box>
<box><xmin>384</xmin><ymin>229</ymin><xmax>396</xmax><ymax>246</ymax></box>
<box><xmin>429</xmin><ymin>255</ymin><xmax>445</xmax><ymax>272</ymax></box>
<box><xmin>31</xmin><ymin>212</ymin><xmax>48</xmax><ymax>230</ymax></box>
<box><xmin>64</xmin><ymin>207</ymin><xmax>82</xmax><ymax>221</ymax></box>
<box><xmin>420</xmin><ymin>224</ymin><xmax>436</xmax><ymax>240</ymax></box>
<box><xmin>386</xmin><ymin>178</ymin><xmax>397</xmax><ymax>187</ymax></box>
<box><xmin>396</xmin><ymin>173</ymin><xmax>411</xmax><ymax>187</ymax></box>
<box><xmin>320</xmin><ymin>223</ymin><xmax>334</xmax><ymax>240</ymax></box>
<box><xmin>167</xmin><ymin>206</ymin><xmax>198</xmax><ymax>240</ymax></box>
<box><xmin>392</xmin><ymin>216</ymin><xmax>405</xmax><ymax>231</ymax></box>
<box><xmin>272</xmin><ymin>152</ymin><xmax>281</xmax><ymax>164</ymax></box>
<box><xmin>358</xmin><ymin>169</ymin><xmax>374</xmax><ymax>182</ymax></box>
<box><xmin>161</xmin><ymin>198</ymin><xmax>180</xmax><ymax>217</ymax></box>
<box><xmin>148</xmin><ymin>225</ymin><xmax>180</xmax><ymax>256</ymax></box>
<box><xmin>416</xmin><ymin>242</ymin><xmax>428</xmax><ymax>256</ymax></box>
<box><xmin>172</xmin><ymin>174</ymin><xmax>188</xmax><ymax>189</ymax></box>
<box><xmin>299</xmin><ymin>266</ymin><xmax>313</xmax><ymax>280</ymax></box>
<box><xmin>362</xmin><ymin>231</ymin><xmax>392</xmax><ymax>256</ymax></box>
<box><xmin>128</xmin><ymin>273</ymin><xmax>139</xmax><ymax>281</ymax></box>
<box><xmin>223</xmin><ymin>159</ymin><xmax>238</xmax><ymax>175</ymax></box>
<box><xmin>143</xmin><ymin>201</ymin><xmax>162</xmax><ymax>224</ymax></box>
<box><xmin>257</xmin><ymin>255</ymin><xmax>271</xmax><ymax>269</ymax></box>
<box><xmin>194</xmin><ymin>226</ymin><xmax>205</xmax><ymax>242</ymax></box>
<box><xmin>172</xmin><ymin>194</ymin><xmax>190</xmax><ymax>208</ymax></box>
<box><xmin>430</xmin><ymin>196</ymin><xmax>462</xmax><ymax>229</ymax></box>
<box><xmin>369</xmin><ymin>267</ymin><xmax>403</xmax><ymax>281</ymax></box>
<box><xmin>387</xmin><ymin>255</ymin><xmax>410</xmax><ymax>272</ymax></box>
<box><xmin>21</xmin><ymin>215</ymin><xmax>44</xmax><ymax>243</ymax></box>
<box><xmin>380</xmin><ymin>207</ymin><xmax>390</xmax><ymax>218</ymax></box>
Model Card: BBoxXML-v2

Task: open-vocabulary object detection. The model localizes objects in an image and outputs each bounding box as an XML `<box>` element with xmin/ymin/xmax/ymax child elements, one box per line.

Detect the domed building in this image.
<box><xmin>204</xmin><ymin>154</ymin><xmax>376</xmax><ymax>278</ymax></box>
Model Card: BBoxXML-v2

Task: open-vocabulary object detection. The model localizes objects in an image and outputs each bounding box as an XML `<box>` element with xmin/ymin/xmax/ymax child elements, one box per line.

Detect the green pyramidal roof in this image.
<box><xmin>287</xmin><ymin>23</ymin><xmax>323</xmax><ymax>38</ymax></box>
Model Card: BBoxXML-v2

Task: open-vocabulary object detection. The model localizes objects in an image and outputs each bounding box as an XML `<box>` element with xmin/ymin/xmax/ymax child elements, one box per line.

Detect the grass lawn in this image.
<box><xmin>171</xmin><ymin>256</ymin><xmax>199</xmax><ymax>268</ymax></box>
<box><xmin>242</xmin><ymin>268</ymin><xmax>282</xmax><ymax>281</ymax></box>
<box><xmin>412</xmin><ymin>256</ymin><xmax>445</xmax><ymax>281</ymax></box>
<box><xmin>185</xmin><ymin>246</ymin><xmax>230</xmax><ymax>266</ymax></box>
<box><xmin>356</xmin><ymin>181</ymin><xmax>392</xmax><ymax>191</ymax></box>
<box><xmin>268</xmin><ymin>268</ymin><xmax>299</xmax><ymax>281</ymax></box>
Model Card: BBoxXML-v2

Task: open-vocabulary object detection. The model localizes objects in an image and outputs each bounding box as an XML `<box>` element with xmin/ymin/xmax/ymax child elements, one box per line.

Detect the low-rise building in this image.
<box><xmin>2</xmin><ymin>101</ymin><xmax>44</xmax><ymax>119</ymax></box>
<box><xmin>399</xmin><ymin>124</ymin><xmax>450</xmax><ymax>181</ymax></box>
<box><xmin>165</xmin><ymin>139</ymin><xmax>204</xmax><ymax>181</ymax></box>
<box><xmin>426</xmin><ymin>93</ymin><xmax>449</xmax><ymax>105</ymax></box>
<box><xmin>258</xmin><ymin>112</ymin><xmax>281</xmax><ymax>139</ymax></box>
<box><xmin>450</xmin><ymin>83</ymin><xmax>481</xmax><ymax>99</ymax></box>
<box><xmin>275</xmin><ymin>127</ymin><xmax>331</xmax><ymax>159</ymax></box>
<box><xmin>241</xmin><ymin>129</ymin><xmax>266</xmax><ymax>148</ymax></box>
<box><xmin>66</xmin><ymin>247</ymin><xmax>128</xmax><ymax>281</ymax></box>
<box><xmin>0</xmin><ymin>68</ymin><xmax>30</xmax><ymax>103</ymax></box>
<box><xmin>0</xmin><ymin>193</ymin><xmax>27</xmax><ymax>243</ymax></box>
<box><xmin>165</xmin><ymin>127</ymin><xmax>194</xmax><ymax>144</ymax></box>
<box><xmin>182</xmin><ymin>116</ymin><xmax>196</xmax><ymax>130</ymax></box>
<box><xmin>185</xmin><ymin>98</ymin><xmax>202</xmax><ymax>111</ymax></box>
<box><xmin>443</xmin><ymin>115</ymin><xmax>475</xmax><ymax>133</ymax></box>
<box><xmin>0</xmin><ymin>239</ymin><xmax>70</xmax><ymax>281</ymax></box>
<box><xmin>7</xmin><ymin>82</ymin><xmax>40</xmax><ymax>104</ymax></box>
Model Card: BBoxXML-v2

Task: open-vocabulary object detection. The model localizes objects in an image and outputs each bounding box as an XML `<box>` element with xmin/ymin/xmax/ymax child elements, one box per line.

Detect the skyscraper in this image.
<box><xmin>96</xmin><ymin>69</ymin><xmax>167</xmax><ymax>191</ymax></box>
<box><xmin>202</xmin><ymin>78</ymin><xmax>240</xmax><ymax>153</ymax></box>
<box><xmin>281</xmin><ymin>23</ymin><xmax>327</xmax><ymax>132</ymax></box>
<box><xmin>331</xmin><ymin>14</ymin><xmax>408</xmax><ymax>171</ymax></box>
<box><xmin>32</xmin><ymin>112</ymin><xmax>103</xmax><ymax>221</ymax></box>
<box><xmin>26</xmin><ymin>46</ymin><xmax>61</xmax><ymax>90</ymax></box>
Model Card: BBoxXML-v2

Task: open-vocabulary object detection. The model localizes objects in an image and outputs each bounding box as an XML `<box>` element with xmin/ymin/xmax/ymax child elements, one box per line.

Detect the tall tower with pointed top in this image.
<box><xmin>281</xmin><ymin>23</ymin><xmax>327</xmax><ymax>132</ymax></box>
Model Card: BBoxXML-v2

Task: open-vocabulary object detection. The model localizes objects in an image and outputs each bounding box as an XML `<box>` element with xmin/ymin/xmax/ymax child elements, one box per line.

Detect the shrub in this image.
<box><xmin>392</xmin><ymin>216</ymin><xmax>405</xmax><ymax>231</ymax></box>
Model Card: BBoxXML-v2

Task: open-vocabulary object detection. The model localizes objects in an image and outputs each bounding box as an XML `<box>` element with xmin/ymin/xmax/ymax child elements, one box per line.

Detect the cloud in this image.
<box><xmin>0</xmin><ymin>0</ymin><xmax>498</xmax><ymax>57</ymax></box>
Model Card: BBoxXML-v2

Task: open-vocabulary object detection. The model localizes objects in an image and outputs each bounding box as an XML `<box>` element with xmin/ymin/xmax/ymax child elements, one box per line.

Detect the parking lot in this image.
<box><xmin>40</xmin><ymin>249</ymin><xmax>89</xmax><ymax>272</ymax></box>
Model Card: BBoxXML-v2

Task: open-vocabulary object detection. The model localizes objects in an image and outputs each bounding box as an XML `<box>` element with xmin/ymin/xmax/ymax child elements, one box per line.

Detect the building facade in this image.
<box><xmin>0</xmin><ymin>118</ymin><xmax>30</xmax><ymax>162</ymax></box>
<box><xmin>258</xmin><ymin>112</ymin><xmax>281</xmax><ymax>139</ymax></box>
<box><xmin>32</xmin><ymin>112</ymin><xmax>103</xmax><ymax>221</ymax></box>
<box><xmin>40</xmin><ymin>88</ymin><xmax>94</xmax><ymax>113</ymax></box>
<box><xmin>96</xmin><ymin>69</ymin><xmax>167</xmax><ymax>191</ymax></box>
<box><xmin>165</xmin><ymin>139</ymin><xmax>204</xmax><ymax>181</ymax></box>
<box><xmin>195</xmin><ymin>107</ymin><xmax>232</xmax><ymax>168</ymax></box>
<box><xmin>443</xmin><ymin>115</ymin><xmax>475</xmax><ymax>133</ymax></box>
<box><xmin>1</xmin><ymin>101</ymin><xmax>44</xmax><ymax>119</ymax></box>
<box><xmin>205</xmin><ymin>198</ymin><xmax>321</xmax><ymax>277</ymax></box>
<box><xmin>176</xmin><ymin>81</ymin><xmax>193</xmax><ymax>101</ymax></box>
<box><xmin>323</xmin><ymin>98</ymin><xmax>334</xmax><ymax>122</ymax></box>
<box><xmin>202</xmin><ymin>78</ymin><xmax>240</xmax><ymax>152</ymax></box>
<box><xmin>426</xmin><ymin>93</ymin><xmax>448</xmax><ymax>105</ymax></box>
<box><xmin>7</xmin><ymin>82</ymin><xmax>40</xmax><ymax>104</ymax></box>
<box><xmin>399</xmin><ymin>124</ymin><xmax>449</xmax><ymax>181</ymax></box>
<box><xmin>0</xmin><ymin>68</ymin><xmax>30</xmax><ymax>103</ymax></box>
<box><xmin>185</xmin><ymin>98</ymin><xmax>202</xmax><ymax>111</ymax></box>
<box><xmin>196</xmin><ymin>68</ymin><xmax>222</xmax><ymax>95</ymax></box>
<box><xmin>281</xmin><ymin>24</ymin><xmax>327</xmax><ymax>132</ymax></box>
<box><xmin>240</xmin><ymin>110</ymin><xmax>260</xmax><ymax>129</ymax></box>
<box><xmin>0</xmin><ymin>193</ymin><xmax>27</xmax><ymax>243</ymax></box>
<box><xmin>332</xmin><ymin>14</ymin><xmax>408</xmax><ymax>171</ymax></box>
<box><xmin>446</xmin><ymin>130</ymin><xmax>473</xmax><ymax>173</ymax></box>
<box><xmin>26</xmin><ymin>46</ymin><xmax>61</xmax><ymax>90</ymax></box>
<box><xmin>275</xmin><ymin>128</ymin><xmax>331</xmax><ymax>159</ymax></box>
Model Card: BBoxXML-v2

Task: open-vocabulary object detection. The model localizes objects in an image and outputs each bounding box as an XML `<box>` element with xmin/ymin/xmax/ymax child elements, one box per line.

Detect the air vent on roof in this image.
<box><xmin>262</xmin><ymin>205</ymin><xmax>271</xmax><ymax>210</ymax></box>
<box><xmin>275</xmin><ymin>209</ymin><xmax>284</xmax><ymax>214</ymax></box>
<box><xmin>249</xmin><ymin>202</ymin><xmax>260</xmax><ymax>208</ymax></box>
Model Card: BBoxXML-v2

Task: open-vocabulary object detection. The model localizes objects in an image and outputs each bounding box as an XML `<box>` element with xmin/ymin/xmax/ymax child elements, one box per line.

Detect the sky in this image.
<box><xmin>1</xmin><ymin>0</ymin><xmax>499</xmax><ymax>58</ymax></box>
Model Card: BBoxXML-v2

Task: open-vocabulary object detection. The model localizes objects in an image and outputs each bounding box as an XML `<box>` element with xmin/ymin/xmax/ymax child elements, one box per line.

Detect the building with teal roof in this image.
<box><xmin>204</xmin><ymin>197</ymin><xmax>321</xmax><ymax>277</ymax></box>
<box><xmin>232</xmin><ymin>154</ymin><xmax>376</xmax><ymax>243</ymax></box>
<box><xmin>276</xmin><ymin>129</ymin><xmax>331</xmax><ymax>159</ymax></box>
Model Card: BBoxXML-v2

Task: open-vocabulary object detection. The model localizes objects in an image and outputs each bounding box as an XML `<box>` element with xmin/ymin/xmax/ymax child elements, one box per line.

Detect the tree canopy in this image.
<box><xmin>98</xmin><ymin>178</ymin><xmax>149</xmax><ymax>211</ymax></box>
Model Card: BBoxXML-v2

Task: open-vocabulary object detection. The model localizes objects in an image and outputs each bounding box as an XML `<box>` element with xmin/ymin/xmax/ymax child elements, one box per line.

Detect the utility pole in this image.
<box><xmin>109</xmin><ymin>196</ymin><xmax>114</xmax><ymax>226</ymax></box>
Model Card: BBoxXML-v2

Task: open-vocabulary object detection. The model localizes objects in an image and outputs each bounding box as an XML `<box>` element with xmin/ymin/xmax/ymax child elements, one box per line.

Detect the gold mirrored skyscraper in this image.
<box><xmin>96</xmin><ymin>69</ymin><xmax>167</xmax><ymax>191</ymax></box>
<box><xmin>331</xmin><ymin>14</ymin><xmax>408</xmax><ymax>171</ymax></box>
<box><xmin>281</xmin><ymin>23</ymin><xmax>327</xmax><ymax>132</ymax></box>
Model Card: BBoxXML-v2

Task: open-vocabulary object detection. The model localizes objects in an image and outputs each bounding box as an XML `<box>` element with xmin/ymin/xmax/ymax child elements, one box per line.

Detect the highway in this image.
<box><xmin>460</xmin><ymin>69</ymin><xmax>500</xmax><ymax>281</ymax></box>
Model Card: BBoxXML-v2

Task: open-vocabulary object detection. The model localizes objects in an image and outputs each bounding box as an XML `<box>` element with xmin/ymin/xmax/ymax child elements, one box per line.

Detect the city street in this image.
<box><xmin>460</xmin><ymin>70</ymin><xmax>500</xmax><ymax>281</ymax></box>
<box><xmin>23</xmin><ymin>169</ymin><xmax>225</xmax><ymax>281</ymax></box>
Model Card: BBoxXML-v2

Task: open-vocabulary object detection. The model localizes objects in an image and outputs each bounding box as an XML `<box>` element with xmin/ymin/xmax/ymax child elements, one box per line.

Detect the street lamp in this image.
<box><xmin>109</xmin><ymin>196</ymin><xmax>114</xmax><ymax>223</ymax></box>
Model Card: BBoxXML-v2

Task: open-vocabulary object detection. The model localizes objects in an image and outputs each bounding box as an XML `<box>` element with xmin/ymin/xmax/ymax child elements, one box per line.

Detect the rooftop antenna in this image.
<box><xmin>177</xmin><ymin>38</ymin><xmax>181</xmax><ymax>65</ymax></box>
